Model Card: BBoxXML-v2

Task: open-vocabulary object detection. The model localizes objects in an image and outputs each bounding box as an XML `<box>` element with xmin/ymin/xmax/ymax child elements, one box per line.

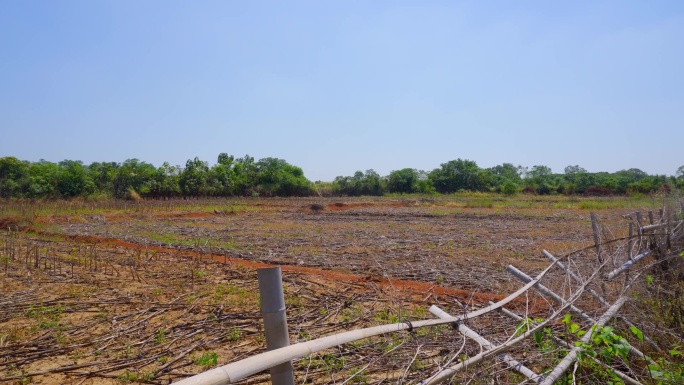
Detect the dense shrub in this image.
<box><xmin>584</xmin><ymin>186</ymin><xmax>612</xmax><ymax>196</ymax></box>
<box><xmin>522</xmin><ymin>186</ymin><xmax>537</xmax><ymax>195</ymax></box>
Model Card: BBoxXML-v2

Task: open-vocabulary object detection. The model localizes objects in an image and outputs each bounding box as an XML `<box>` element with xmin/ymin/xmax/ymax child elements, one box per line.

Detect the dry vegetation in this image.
<box><xmin>1</xmin><ymin>194</ymin><xmax>683</xmax><ymax>384</ymax></box>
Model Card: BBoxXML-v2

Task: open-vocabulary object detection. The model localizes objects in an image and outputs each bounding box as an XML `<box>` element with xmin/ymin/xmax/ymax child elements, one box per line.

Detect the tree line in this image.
<box><xmin>0</xmin><ymin>154</ymin><xmax>682</xmax><ymax>199</ymax></box>
<box><xmin>331</xmin><ymin>162</ymin><xmax>684</xmax><ymax>197</ymax></box>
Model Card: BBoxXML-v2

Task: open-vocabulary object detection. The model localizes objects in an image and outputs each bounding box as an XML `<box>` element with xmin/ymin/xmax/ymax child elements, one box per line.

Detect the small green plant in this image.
<box><xmin>562</xmin><ymin>317</ymin><xmax>684</xmax><ymax>384</ymax></box>
<box><xmin>645</xmin><ymin>274</ymin><xmax>655</xmax><ymax>286</ymax></box>
<box><xmin>38</xmin><ymin>319</ymin><xmax>59</xmax><ymax>329</ymax></box>
<box><xmin>285</xmin><ymin>294</ymin><xmax>302</xmax><ymax>308</ymax></box>
<box><xmin>20</xmin><ymin>375</ymin><xmax>31</xmax><ymax>385</ymax></box>
<box><xmin>24</xmin><ymin>304</ymin><xmax>64</xmax><ymax>319</ymax></box>
<box><xmin>96</xmin><ymin>310</ymin><xmax>109</xmax><ymax>321</ymax></box>
<box><xmin>154</xmin><ymin>328</ymin><xmax>167</xmax><ymax>344</ymax></box>
<box><xmin>193</xmin><ymin>269</ymin><xmax>207</xmax><ymax>279</ymax></box>
<box><xmin>375</xmin><ymin>307</ymin><xmax>411</xmax><ymax>324</ymax></box>
<box><xmin>119</xmin><ymin>345</ymin><xmax>133</xmax><ymax>359</ymax></box>
<box><xmin>311</xmin><ymin>353</ymin><xmax>346</xmax><ymax>373</ymax></box>
<box><xmin>195</xmin><ymin>351</ymin><xmax>219</xmax><ymax>369</ymax></box>
<box><xmin>227</xmin><ymin>327</ymin><xmax>242</xmax><ymax>341</ymax></box>
<box><xmin>341</xmin><ymin>304</ymin><xmax>364</xmax><ymax>323</ymax></box>
<box><xmin>139</xmin><ymin>371</ymin><xmax>156</xmax><ymax>381</ymax></box>
<box><xmin>346</xmin><ymin>367</ymin><xmax>370</xmax><ymax>384</ymax></box>
<box><xmin>117</xmin><ymin>370</ymin><xmax>138</xmax><ymax>384</ymax></box>
<box><xmin>298</xmin><ymin>329</ymin><xmax>311</xmax><ymax>341</ymax></box>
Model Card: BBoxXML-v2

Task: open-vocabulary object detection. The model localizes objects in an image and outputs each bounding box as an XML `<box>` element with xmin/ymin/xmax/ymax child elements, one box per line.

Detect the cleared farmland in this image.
<box><xmin>1</xmin><ymin>195</ymin><xmax>681</xmax><ymax>384</ymax></box>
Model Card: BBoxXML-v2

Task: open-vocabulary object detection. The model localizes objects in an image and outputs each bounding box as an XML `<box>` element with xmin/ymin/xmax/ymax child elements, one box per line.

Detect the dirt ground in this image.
<box><xmin>0</xmin><ymin>196</ymin><xmax>667</xmax><ymax>384</ymax></box>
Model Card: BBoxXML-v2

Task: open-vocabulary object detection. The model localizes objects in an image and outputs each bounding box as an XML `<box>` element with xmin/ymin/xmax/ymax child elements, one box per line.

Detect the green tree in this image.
<box><xmin>149</xmin><ymin>162</ymin><xmax>181</xmax><ymax>197</ymax></box>
<box><xmin>89</xmin><ymin>161</ymin><xmax>120</xmax><ymax>195</ymax></box>
<box><xmin>217</xmin><ymin>152</ymin><xmax>234</xmax><ymax>167</ymax></box>
<box><xmin>487</xmin><ymin>163</ymin><xmax>522</xmax><ymax>194</ymax></box>
<box><xmin>500</xmin><ymin>180</ymin><xmax>518</xmax><ymax>196</ymax></box>
<box><xmin>57</xmin><ymin>160</ymin><xmax>96</xmax><ymax>198</ymax></box>
<box><xmin>332</xmin><ymin>170</ymin><xmax>385</xmax><ymax>196</ymax></box>
<box><xmin>232</xmin><ymin>155</ymin><xmax>258</xmax><ymax>196</ymax></box>
<box><xmin>561</xmin><ymin>165</ymin><xmax>589</xmax><ymax>194</ymax></box>
<box><xmin>179</xmin><ymin>157</ymin><xmax>210</xmax><ymax>196</ymax></box>
<box><xmin>206</xmin><ymin>153</ymin><xmax>237</xmax><ymax>196</ymax></box>
<box><xmin>613</xmin><ymin>168</ymin><xmax>650</xmax><ymax>194</ymax></box>
<box><xmin>428</xmin><ymin>159</ymin><xmax>486</xmax><ymax>193</ymax></box>
<box><xmin>27</xmin><ymin>160</ymin><xmax>60</xmax><ymax>198</ymax></box>
<box><xmin>563</xmin><ymin>165</ymin><xmax>587</xmax><ymax>176</ymax></box>
<box><xmin>359</xmin><ymin>170</ymin><xmax>385</xmax><ymax>195</ymax></box>
<box><xmin>525</xmin><ymin>165</ymin><xmax>556</xmax><ymax>194</ymax></box>
<box><xmin>489</xmin><ymin>163</ymin><xmax>522</xmax><ymax>181</ymax></box>
<box><xmin>387</xmin><ymin>168</ymin><xmax>418</xmax><ymax>194</ymax></box>
<box><xmin>255</xmin><ymin>157</ymin><xmax>312</xmax><ymax>196</ymax></box>
<box><xmin>0</xmin><ymin>156</ymin><xmax>29</xmax><ymax>197</ymax></box>
<box><xmin>528</xmin><ymin>165</ymin><xmax>552</xmax><ymax>181</ymax></box>
<box><xmin>112</xmin><ymin>159</ymin><xmax>157</xmax><ymax>198</ymax></box>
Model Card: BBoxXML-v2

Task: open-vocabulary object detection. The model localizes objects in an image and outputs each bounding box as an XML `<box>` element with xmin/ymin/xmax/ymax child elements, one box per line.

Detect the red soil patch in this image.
<box><xmin>0</xmin><ymin>216</ymin><xmax>32</xmax><ymax>230</ymax></box>
<box><xmin>33</xmin><ymin>230</ymin><xmax>545</xmax><ymax>309</ymax></box>
<box><xmin>326</xmin><ymin>202</ymin><xmax>375</xmax><ymax>212</ymax></box>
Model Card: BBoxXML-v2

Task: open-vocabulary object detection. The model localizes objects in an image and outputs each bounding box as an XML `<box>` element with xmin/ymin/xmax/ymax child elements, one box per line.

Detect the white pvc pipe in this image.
<box><xmin>605</xmin><ymin>249</ymin><xmax>653</xmax><ymax>280</ymax></box>
<box><xmin>257</xmin><ymin>267</ymin><xmax>294</xmax><ymax>385</ymax></box>
<box><xmin>507</xmin><ymin>265</ymin><xmax>595</xmax><ymax>324</ymax></box>
<box><xmin>172</xmin><ymin>262</ymin><xmax>558</xmax><ymax>385</ymax></box>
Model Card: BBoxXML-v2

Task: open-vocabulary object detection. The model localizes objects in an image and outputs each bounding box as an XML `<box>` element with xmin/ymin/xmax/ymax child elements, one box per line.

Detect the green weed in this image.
<box><xmin>194</xmin><ymin>351</ymin><xmax>219</xmax><ymax>369</ymax></box>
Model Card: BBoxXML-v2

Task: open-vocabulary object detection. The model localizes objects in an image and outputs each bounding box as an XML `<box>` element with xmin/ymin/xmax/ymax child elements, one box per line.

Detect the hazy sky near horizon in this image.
<box><xmin>1</xmin><ymin>1</ymin><xmax>682</xmax><ymax>181</ymax></box>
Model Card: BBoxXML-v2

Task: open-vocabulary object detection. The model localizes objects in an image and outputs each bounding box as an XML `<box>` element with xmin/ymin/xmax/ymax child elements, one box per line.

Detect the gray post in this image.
<box><xmin>635</xmin><ymin>212</ymin><xmax>643</xmax><ymax>252</ymax></box>
<box><xmin>257</xmin><ymin>267</ymin><xmax>295</xmax><ymax>385</ymax></box>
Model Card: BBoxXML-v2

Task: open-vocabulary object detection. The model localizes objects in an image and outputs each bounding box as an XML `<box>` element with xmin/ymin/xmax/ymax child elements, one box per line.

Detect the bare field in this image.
<box><xmin>0</xmin><ymin>195</ymin><xmax>676</xmax><ymax>384</ymax></box>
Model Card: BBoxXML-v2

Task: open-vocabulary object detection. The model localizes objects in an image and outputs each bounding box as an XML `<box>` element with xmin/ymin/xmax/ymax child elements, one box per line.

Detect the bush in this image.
<box><xmin>537</xmin><ymin>183</ymin><xmax>552</xmax><ymax>195</ymax></box>
<box><xmin>500</xmin><ymin>181</ymin><xmax>518</xmax><ymax>196</ymax></box>
<box><xmin>522</xmin><ymin>186</ymin><xmax>537</xmax><ymax>195</ymax></box>
<box><xmin>584</xmin><ymin>186</ymin><xmax>612</xmax><ymax>197</ymax></box>
<box><xmin>126</xmin><ymin>188</ymin><xmax>143</xmax><ymax>202</ymax></box>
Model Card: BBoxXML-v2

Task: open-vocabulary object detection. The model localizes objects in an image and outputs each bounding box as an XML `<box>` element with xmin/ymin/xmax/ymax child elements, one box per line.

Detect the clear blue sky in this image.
<box><xmin>1</xmin><ymin>1</ymin><xmax>682</xmax><ymax>181</ymax></box>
